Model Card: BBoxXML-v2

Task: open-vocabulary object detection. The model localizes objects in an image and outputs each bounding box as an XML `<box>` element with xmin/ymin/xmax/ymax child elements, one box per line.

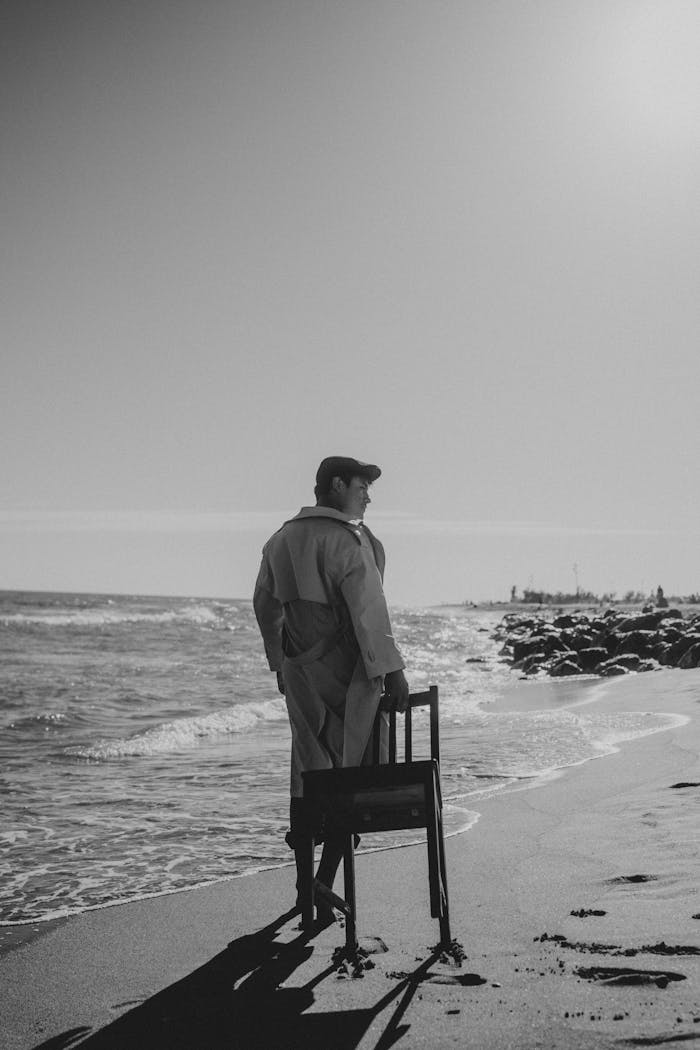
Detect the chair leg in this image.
<box><xmin>426</xmin><ymin>778</ymin><xmax>452</xmax><ymax>947</ymax></box>
<box><xmin>435</xmin><ymin>818</ymin><xmax>452</xmax><ymax>945</ymax></box>
<box><xmin>436</xmin><ymin>812</ymin><xmax>450</xmax><ymax>918</ymax></box>
<box><xmin>315</xmin><ymin>833</ymin><xmax>345</xmax><ymax>892</ymax></box>
<box><xmin>426</xmin><ymin>784</ymin><xmax>440</xmax><ymax>918</ymax></box>
<box><xmin>439</xmin><ymin>910</ymin><xmax>452</xmax><ymax>948</ymax></box>
<box><xmin>343</xmin><ymin>832</ymin><xmax>358</xmax><ymax>956</ymax></box>
<box><xmin>426</xmin><ymin>838</ymin><xmax>439</xmax><ymax>915</ymax></box>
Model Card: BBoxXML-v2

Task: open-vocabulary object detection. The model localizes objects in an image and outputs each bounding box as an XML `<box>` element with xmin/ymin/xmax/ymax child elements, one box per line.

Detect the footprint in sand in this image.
<box><xmin>607</xmin><ymin>874</ymin><xmax>658</xmax><ymax>884</ymax></box>
<box><xmin>425</xmin><ymin>973</ymin><xmax>487</xmax><ymax>986</ymax></box>
<box><xmin>575</xmin><ymin>965</ymin><xmax>686</xmax><ymax>989</ymax></box>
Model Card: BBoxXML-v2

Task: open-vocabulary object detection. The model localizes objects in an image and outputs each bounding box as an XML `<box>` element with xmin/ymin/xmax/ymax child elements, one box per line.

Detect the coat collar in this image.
<box><xmin>282</xmin><ymin>507</ymin><xmax>384</xmax><ymax>572</ymax></box>
<box><xmin>290</xmin><ymin>506</ymin><xmax>360</xmax><ymax>525</ymax></box>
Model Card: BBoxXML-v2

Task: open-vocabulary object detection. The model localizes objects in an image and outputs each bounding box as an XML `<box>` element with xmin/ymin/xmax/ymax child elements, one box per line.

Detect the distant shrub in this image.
<box><xmin>520</xmin><ymin>589</ymin><xmax>600</xmax><ymax>605</ymax></box>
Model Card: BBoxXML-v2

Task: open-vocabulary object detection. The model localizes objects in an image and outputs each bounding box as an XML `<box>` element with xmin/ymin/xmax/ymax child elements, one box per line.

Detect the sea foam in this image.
<box><xmin>66</xmin><ymin>700</ymin><xmax>287</xmax><ymax>760</ymax></box>
<box><xmin>1</xmin><ymin>603</ymin><xmax>224</xmax><ymax>629</ymax></box>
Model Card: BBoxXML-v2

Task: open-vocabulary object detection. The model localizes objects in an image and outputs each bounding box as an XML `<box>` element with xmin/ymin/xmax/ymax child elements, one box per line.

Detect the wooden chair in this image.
<box><xmin>300</xmin><ymin>685</ymin><xmax>452</xmax><ymax>958</ymax></box>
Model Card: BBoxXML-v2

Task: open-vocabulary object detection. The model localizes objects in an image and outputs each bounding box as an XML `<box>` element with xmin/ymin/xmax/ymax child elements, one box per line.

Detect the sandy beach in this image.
<box><xmin>2</xmin><ymin>669</ymin><xmax>699</xmax><ymax>1050</ymax></box>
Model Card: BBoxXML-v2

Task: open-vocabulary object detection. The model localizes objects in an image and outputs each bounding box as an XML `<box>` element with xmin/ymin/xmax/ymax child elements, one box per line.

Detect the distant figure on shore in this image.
<box><xmin>656</xmin><ymin>585</ymin><xmax>668</xmax><ymax>608</ymax></box>
<box><xmin>254</xmin><ymin>456</ymin><xmax>409</xmax><ymax>918</ymax></box>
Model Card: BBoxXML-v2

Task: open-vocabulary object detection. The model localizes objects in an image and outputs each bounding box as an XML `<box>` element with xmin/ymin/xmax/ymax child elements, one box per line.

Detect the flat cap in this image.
<box><xmin>315</xmin><ymin>456</ymin><xmax>381</xmax><ymax>489</ymax></box>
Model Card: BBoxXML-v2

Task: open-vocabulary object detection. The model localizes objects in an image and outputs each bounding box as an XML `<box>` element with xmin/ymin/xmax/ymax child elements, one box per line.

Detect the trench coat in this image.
<box><xmin>253</xmin><ymin>506</ymin><xmax>405</xmax><ymax>796</ymax></box>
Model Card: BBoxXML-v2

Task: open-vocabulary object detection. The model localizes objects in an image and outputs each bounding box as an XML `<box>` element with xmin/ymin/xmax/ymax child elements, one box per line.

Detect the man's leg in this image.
<box><xmin>287</xmin><ymin>797</ymin><xmax>344</xmax><ymax>921</ymax></box>
<box><xmin>283</xmin><ymin>656</ymin><xmax>355</xmax><ymax>918</ymax></box>
<box><xmin>287</xmin><ymin>797</ymin><xmax>315</xmax><ymax>921</ymax></box>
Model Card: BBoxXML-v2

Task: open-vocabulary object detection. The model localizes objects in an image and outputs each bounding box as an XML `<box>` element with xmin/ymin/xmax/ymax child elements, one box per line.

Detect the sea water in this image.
<box><xmin>0</xmin><ymin>591</ymin><xmax>676</xmax><ymax>926</ymax></box>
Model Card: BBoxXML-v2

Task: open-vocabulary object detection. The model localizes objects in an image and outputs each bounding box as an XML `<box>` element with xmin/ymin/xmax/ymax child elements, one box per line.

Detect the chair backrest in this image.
<box><xmin>371</xmin><ymin>685</ymin><xmax>440</xmax><ymax>767</ymax></box>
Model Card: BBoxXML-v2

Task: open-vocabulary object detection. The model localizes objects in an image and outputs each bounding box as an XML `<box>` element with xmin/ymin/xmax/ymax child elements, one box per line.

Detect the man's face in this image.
<box><xmin>337</xmin><ymin>475</ymin><xmax>372</xmax><ymax>519</ymax></box>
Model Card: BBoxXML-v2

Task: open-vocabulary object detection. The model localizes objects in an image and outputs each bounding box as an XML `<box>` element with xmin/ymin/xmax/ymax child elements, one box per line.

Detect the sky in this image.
<box><xmin>2</xmin><ymin>0</ymin><xmax>699</xmax><ymax>607</ymax></box>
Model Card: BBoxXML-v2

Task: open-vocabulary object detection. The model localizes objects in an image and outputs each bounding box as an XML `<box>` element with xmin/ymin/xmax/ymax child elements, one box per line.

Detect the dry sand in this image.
<box><xmin>2</xmin><ymin>669</ymin><xmax>699</xmax><ymax>1049</ymax></box>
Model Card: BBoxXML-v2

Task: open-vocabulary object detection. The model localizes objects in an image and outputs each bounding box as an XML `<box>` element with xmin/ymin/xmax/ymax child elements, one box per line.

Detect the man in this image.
<box><xmin>254</xmin><ymin>456</ymin><xmax>409</xmax><ymax>917</ymax></box>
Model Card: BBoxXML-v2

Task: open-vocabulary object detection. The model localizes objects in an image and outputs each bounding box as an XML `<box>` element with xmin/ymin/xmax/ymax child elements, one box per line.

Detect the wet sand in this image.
<box><xmin>2</xmin><ymin>669</ymin><xmax>699</xmax><ymax>1049</ymax></box>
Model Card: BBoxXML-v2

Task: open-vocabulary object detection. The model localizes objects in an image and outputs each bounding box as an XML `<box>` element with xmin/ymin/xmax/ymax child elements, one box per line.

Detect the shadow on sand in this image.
<box><xmin>32</xmin><ymin>908</ymin><xmax>440</xmax><ymax>1050</ymax></box>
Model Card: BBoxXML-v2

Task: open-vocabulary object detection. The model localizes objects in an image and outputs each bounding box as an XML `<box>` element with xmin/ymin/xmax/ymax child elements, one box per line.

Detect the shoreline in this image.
<box><xmin>0</xmin><ymin>670</ymin><xmax>653</xmax><ymax>939</ymax></box>
<box><xmin>0</xmin><ymin>670</ymin><xmax>687</xmax><ymax>938</ymax></box>
<box><xmin>3</xmin><ymin>669</ymin><xmax>699</xmax><ymax>1048</ymax></box>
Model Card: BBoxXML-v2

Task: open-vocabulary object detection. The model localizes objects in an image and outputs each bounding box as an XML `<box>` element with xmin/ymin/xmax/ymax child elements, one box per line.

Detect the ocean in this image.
<box><xmin>0</xmin><ymin>591</ymin><xmax>676</xmax><ymax>928</ymax></box>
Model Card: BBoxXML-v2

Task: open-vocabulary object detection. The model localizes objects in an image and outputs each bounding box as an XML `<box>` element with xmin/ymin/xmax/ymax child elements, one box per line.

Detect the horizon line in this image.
<box><xmin>0</xmin><ymin>508</ymin><xmax>681</xmax><ymax>538</ymax></box>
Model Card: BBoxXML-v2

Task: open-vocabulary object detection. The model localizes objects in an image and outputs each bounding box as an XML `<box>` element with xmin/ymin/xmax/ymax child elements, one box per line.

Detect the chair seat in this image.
<box><xmin>304</xmin><ymin>760</ymin><xmax>438</xmax><ymax>834</ymax></box>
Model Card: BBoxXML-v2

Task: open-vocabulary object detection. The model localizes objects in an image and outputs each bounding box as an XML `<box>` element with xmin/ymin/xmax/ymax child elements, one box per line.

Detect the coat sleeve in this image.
<box><xmin>253</xmin><ymin>553</ymin><xmax>284</xmax><ymax>672</ymax></box>
<box><xmin>338</xmin><ymin>545</ymin><xmax>405</xmax><ymax>679</ymax></box>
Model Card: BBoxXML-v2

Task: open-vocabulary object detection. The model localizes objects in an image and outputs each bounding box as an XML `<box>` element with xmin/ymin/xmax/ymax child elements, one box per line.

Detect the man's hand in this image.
<box><xmin>276</xmin><ymin>670</ymin><xmax>285</xmax><ymax>695</ymax></box>
<box><xmin>381</xmin><ymin>669</ymin><xmax>409</xmax><ymax>713</ymax></box>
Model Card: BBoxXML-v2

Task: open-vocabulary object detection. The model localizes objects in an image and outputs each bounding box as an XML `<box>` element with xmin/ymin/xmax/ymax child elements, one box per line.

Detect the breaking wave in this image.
<box><xmin>2</xmin><ymin>603</ymin><xmax>225</xmax><ymax>629</ymax></box>
<box><xmin>66</xmin><ymin>700</ymin><xmax>287</xmax><ymax>760</ymax></box>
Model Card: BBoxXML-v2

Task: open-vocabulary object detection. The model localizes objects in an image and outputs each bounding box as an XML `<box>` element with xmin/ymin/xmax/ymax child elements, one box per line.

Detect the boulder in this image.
<box><xmin>560</xmin><ymin>629</ymin><xmax>595</xmax><ymax>651</ymax></box>
<box><xmin>679</xmin><ymin>642</ymin><xmax>700</xmax><ymax>670</ymax></box>
<box><xmin>599</xmin><ymin>663</ymin><xmax>629</xmax><ymax>676</ymax></box>
<box><xmin>617</xmin><ymin>610</ymin><xmax>679</xmax><ymax>633</ymax></box>
<box><xmin>601</xmin><ymin>631</ymin><xmax>622</xmax><ymax>655</ymax></box>
<box><xmin>666</xmin><ymin>634</ymin><xmax>700</xmax><ymax>666</ymax></box>
<box><xmin>578</xmin><ymin>646</ymin><xmax>609</xmax><ymax>672</ymax></box>
<box><xmin>550</xmin><ymin>658</ymin><xmax>582</xmax><ymax>677</ymax></box>
<box><xmin>617</xmin><ymin>613</ymin><xmax>662</xmax><ymax>633</ymax></box>
<box><xmin>614</xmin><ymin>630</ymin><xmax>656</xmax><ymax>657</ymax></box>
<box><xmin>512</xmin><ymin>635</ymin><xmax>548</xmax><ymax>662</ymax></box>
<box><xmin>511</xmin><ymin>617</ymin><xmax>540</xmax><ymax>634</ymax></box>
<box><xmin>587</xmin><ymin>621</ymin><xmax>612</xmax><ymax>644</ymax></box>
<box><xmin>542</xmin><ymin>634</ymin><xmax>571</xmax><ymax>656</ymax></box>
<box><xmin>521</xmin><ymin>652</ymin><xmax>548</xmax><ymax>675</ymax></box>
<box><xmin>596</xmin><ymin>654</ymin><xmax>642</xmax><ymax>674</ymax></box>
<box><xmin>616</xmin><ymin>653</ymin><xmax>644</xmax><ymax>670</ymax></box>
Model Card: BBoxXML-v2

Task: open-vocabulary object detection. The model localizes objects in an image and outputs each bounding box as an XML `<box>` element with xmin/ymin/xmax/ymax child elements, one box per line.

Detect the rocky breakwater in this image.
<box><xmin>494</xmin><ymin>607</ymin><xmax>700</xmax><ymax>679</ymax></box>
